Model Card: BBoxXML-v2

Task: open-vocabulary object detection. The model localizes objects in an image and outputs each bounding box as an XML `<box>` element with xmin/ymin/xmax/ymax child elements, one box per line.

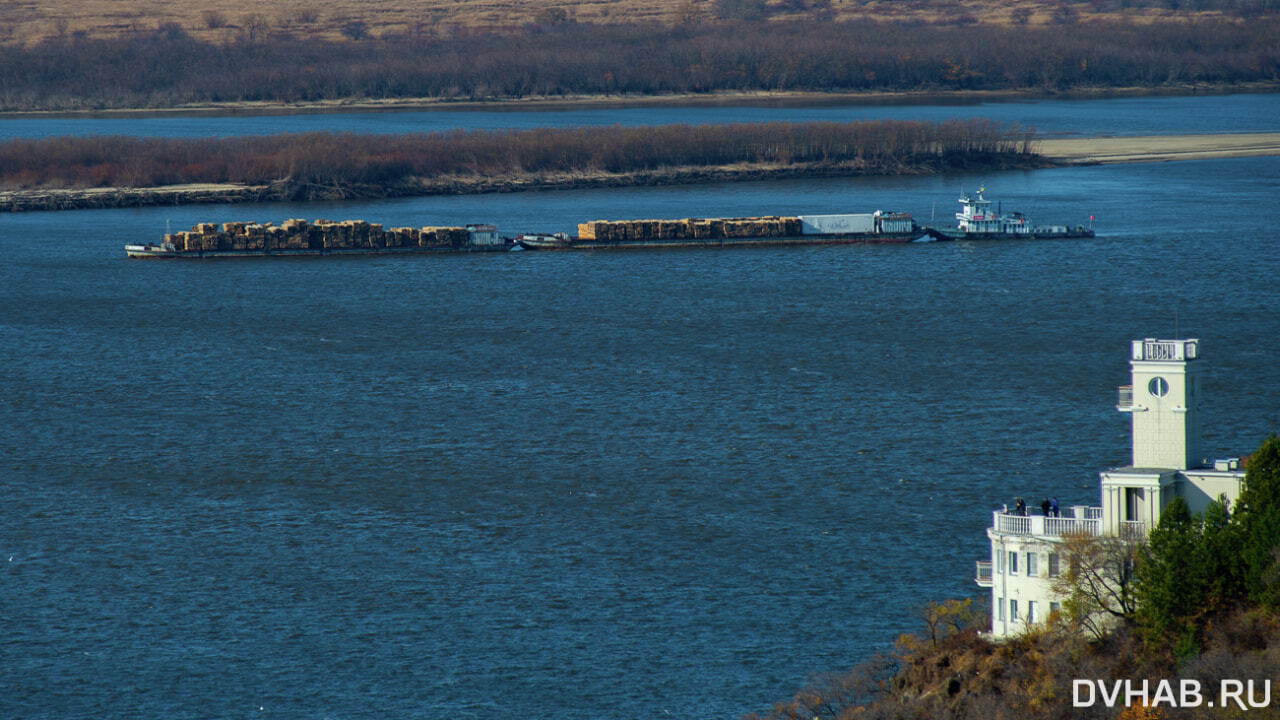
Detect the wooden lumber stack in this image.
<box><xmin>165</xmin><ymin>218</ymin><xmax>473</xmax><ymax>252</ymax></box>
<box><xmin>577</xmin><ymin>216</ymin><xmax>800</xmax><ymax>242</ymax></box>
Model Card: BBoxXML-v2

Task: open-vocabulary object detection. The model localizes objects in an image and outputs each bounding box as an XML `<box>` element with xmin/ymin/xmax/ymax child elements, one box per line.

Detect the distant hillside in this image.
<box><xmin>7</xmin><ymin>0</ymin><xmax>1276</xmax><ymax>45</ymax></box>
<box><xmin>3</xmin><ymin>17</ymin><xmax>1277</xmax><ymax>112</ymax></box>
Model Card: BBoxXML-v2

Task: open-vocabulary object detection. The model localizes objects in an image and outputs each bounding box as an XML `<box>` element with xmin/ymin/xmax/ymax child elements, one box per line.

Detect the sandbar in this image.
<box><xmin>1038</xmin><ymin>133</ymin><xmax>1280</xmax><ymax>164</ymax></box>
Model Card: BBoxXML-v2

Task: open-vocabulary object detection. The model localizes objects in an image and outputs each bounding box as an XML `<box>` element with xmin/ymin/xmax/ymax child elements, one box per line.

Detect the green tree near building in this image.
<box><xmin>1235</xmin><ymin>434</ymin><xmax>1280</xmax><ymax>610</ymax></box>
<box><xmin>1135</xmin><ymin>435</ymin><xmax>1280</xmax><ymax>651</ymax></box>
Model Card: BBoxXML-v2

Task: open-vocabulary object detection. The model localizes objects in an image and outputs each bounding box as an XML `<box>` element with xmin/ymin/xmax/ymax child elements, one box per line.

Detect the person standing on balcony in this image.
<box><xmin>1015</xmin><ymin>498</ymin><xmax>1026</xmax><ymax>515</ymax></box>
<box><xmin>1041</xmin><ymin>499</ymin><xmax>1052</xmax><ymax>516</ymax></box>
<box><xmin>1051</xmin><ymin>497</ymin><xmax>1060</xmax><ymax>517</ymax></box>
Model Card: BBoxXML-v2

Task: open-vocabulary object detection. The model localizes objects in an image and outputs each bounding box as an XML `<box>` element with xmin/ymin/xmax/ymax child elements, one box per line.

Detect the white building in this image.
<box><xmin>977</xmin><ymin>338</ymin><xmax>1247</xmax><ymax>638</ymax></box>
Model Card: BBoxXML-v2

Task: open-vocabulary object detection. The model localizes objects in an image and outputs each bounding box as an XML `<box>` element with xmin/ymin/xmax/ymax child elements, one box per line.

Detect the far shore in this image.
<box><xmin>3</xmin><ymin>83</ymin><xmax>1278</xmax><ymax>119</ymax></box>
<box><xmin>3</xmin><ymin>132</ymin><xmax>1277</xmax><ymax>213</ymax></box>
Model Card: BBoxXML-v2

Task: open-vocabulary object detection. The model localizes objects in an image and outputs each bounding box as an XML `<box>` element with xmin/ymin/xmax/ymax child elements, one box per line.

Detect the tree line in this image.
<box><xmin>0</xmin><ymin>119</ymin><xmax>1035</xmax><ymax>195</ymax></box>
<box><xmin>1</xmin><ymin>17</ymin><xmax>1277</xmax><ymax>110</ymax></box>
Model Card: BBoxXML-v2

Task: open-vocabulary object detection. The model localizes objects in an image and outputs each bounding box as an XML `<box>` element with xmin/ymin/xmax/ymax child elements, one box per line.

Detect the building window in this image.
<box><xmin>995</xmin><ymin>551</ymin><xmax>1003</xmax><ymax>574</ymax></box>
<box><xmin>1050</xmin><ymin>601</ymin><xmax>1061</xmax><ymax>616</ymax></box>
<box><xmin>1029</xmin><ymin>601</ymin><xmax>1038</xmax><ymax>623</ymax></box>
<box><xmin>1008</xmin><ymin>551</ymin><xmax>1018</xmax><ymax>575</ymax></box>
<box><xmin>1048</xmin><ymin>553</ymin><xmax>1060</xmax><ymax>578</ymax></box>
<box><xmin>997</xmin><ymin>597</ymin><xmax>1005</xmax><ymax>621</ymax></box>
<box><xmin>1010</xmin><ymin>600</ymin><xmax>1019</xmax><ymax>622</ymax></box>
<box><xmin>1027</xmin><ymin>552</ymin><xmax>1038</xmax><ymax>577</ymax></box>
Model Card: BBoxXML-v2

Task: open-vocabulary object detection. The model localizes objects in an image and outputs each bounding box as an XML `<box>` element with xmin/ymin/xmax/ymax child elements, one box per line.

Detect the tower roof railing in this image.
<box><xmin>1131</xmin><ymin>338</ymin><xmax>1199</xmax><ymax>362</ymax></box>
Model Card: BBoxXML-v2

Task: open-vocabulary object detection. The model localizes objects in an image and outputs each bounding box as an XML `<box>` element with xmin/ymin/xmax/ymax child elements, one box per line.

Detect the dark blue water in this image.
<box><xmin>3</xmin><ymin>106</ymin><xmax>1280</xmax><ymax>719</ymax></box>
<box><xmin>3</xmin><ymin>93</ymin><xmax>1279</xmax><ymax>140</ymax></box>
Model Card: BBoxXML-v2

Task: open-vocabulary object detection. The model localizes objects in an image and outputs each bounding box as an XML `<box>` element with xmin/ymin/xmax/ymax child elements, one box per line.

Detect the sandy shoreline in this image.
<box><xmin>1038</xmin><ymin>133</ymin><xmax>1280</xmax><ymax>164</ymax></box>
<box><xmin>3</xmin><ymin>133</ymin><xmax>1277</xmax><ymax>212</ymax></box>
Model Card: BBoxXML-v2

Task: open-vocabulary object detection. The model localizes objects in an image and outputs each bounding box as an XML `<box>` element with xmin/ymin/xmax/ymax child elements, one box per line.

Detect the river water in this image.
<box><xmin>3</xmin><ymin>92</ymin><xmax>1280</xmax><ymax>141</ymax></box>
<box><xmin>3</xmin><ymin>96</ymin><xmax>1280</xmax><ymax>720</ymax></box>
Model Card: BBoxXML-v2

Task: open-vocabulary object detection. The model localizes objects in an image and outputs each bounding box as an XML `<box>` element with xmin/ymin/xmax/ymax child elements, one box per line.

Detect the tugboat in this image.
<box><xmin>124</xmin><ymin>238</ymin><xmax>181</xmax><ymax>258</ymax></box>
<box><xmin>515</xmin><ymin>232</ymin><xmax>573</xmax><ymax>250</ymax></box>
<box><xmin>928</xmin><ymin>187</ymin><xmax>1094</xmax><ymax>241</ymax></box>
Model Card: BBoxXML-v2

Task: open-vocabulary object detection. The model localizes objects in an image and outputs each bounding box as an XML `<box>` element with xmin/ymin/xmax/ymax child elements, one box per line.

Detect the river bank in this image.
<box><xmin>4</xmin><ymin>83</ymin><xmax>1278</xmax><ymax>119</ymax></box>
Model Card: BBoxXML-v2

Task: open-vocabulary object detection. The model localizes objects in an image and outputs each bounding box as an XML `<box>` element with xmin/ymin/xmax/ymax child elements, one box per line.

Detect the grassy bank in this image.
<box><xmin>0</xmin><ymin>119</ymin><xmax>1040</xmax><ymax>211</ymax></box>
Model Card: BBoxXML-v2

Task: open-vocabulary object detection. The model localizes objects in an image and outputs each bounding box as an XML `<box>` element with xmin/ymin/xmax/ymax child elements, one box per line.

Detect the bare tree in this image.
<box><xmin>1050</xmin><ymin>532</ymin><xmax>1142</xmax><ymax>640</ymax></box>
<box><xmin>240</xmin><ymin>13</ymin><xmax>269</xmax><ymax>41</ymax></box>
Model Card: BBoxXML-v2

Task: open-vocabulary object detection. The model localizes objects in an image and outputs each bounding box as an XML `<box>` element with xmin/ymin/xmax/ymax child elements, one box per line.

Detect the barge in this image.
<box><xmin>517</xmin><ymin>210</ymin><xmax>928</xmax><ymax>250</ymax></box>
<box><xmin>126</xmin><ymin>219</ymin><xmax>513</xmax><ymax>258</ymax></box>
<box><xmin>126</xmin><ymin>191</ymin><xmax>1093</xmax><ymax>259</ymax></box>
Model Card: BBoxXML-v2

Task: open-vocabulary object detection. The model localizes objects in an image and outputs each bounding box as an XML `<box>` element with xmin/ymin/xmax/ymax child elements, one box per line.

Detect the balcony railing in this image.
<box><xmin>992</xmin><ymin>509</ymin><xmax>1102</xmax><ymax>537</ymax></box>
<box><xmin>975</xmin><ymin>560</ymin><xmax>993</xmax><ymax>587</ymax></box>
<box><xmin>1120</xmin><ymin>520</ymin><xmax>1149</xmax><ymax>539</ymax></box>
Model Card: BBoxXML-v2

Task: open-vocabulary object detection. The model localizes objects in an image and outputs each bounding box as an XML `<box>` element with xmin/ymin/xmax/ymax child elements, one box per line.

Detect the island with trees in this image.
<box><xmin>0</xmin><ymin>119</ymin><xmax>1041</xmax><ymax>211</ymax></box>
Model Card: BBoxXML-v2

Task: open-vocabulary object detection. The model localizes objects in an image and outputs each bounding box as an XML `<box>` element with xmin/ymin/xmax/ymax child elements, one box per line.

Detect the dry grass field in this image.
<box><xmin>3</xmin><ymin>0</ymin><xmax>1221</xmax><ymax>44</ymax></box>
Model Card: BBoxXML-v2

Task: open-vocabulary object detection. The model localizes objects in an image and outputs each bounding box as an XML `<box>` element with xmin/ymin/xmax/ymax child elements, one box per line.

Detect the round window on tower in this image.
<box><xmin>1148</xmin><ymin>377</ymin><xmax>1169</xmax><ymax>397</ymax></box>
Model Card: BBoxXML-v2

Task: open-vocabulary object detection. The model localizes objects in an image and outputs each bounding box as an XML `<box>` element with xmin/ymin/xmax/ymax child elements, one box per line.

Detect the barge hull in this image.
<box><xmin>519</xmin><ymin>231</ymin><xmax>933</xmax><ymax>251</ymax></box>
<box><xmin>125</xmin><ymin>244</ymin><xmax>513</xmax><ymax>259</ymax></box>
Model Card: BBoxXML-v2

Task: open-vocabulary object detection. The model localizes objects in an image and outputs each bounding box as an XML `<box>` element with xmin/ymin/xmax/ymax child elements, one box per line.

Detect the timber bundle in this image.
<box><xmin>168</xmin><ymin>219</ymin><xmax>471</xmax><ymax>252</ymax></box>
<box><xmin>578</xmin><ymin>216</ymin><xmax>803</xmax><ymax>241</ymax></box>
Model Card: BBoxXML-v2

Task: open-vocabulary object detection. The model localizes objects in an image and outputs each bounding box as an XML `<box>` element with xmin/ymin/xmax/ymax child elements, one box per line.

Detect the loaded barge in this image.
<box><xmin>125</xmin><ymin>190</ymin><xmax>1091</xmax><ymax>258</ymax></box>
<box><xmin>519</xmin><ymin>210</ymin><xmax>924</xmax><ymax>250</ymax></box>
<box><xmin>125</xmin><ymin>219</ymin><xmax>511</xmax><ymax>258</ymax></box>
